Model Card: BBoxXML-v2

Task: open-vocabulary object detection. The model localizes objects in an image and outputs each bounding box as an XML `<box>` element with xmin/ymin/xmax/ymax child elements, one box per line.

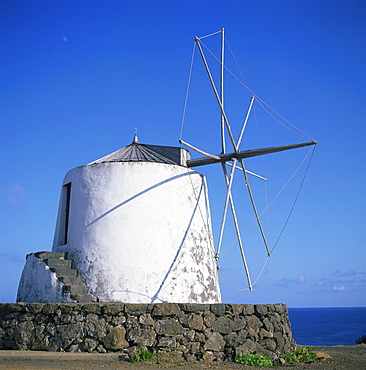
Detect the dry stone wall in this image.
<box><xmin>0</xmin><ymin>303</ymin><xmax>293</xmax><ymax>362</ymax></box>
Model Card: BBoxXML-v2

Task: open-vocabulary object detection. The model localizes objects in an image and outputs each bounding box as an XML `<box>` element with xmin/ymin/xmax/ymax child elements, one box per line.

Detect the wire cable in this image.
<box><xmin>179</xmin><ymin>43</ymin><xmax>196</xmax><ymax>142</ymax></box>
<box><xmin>270</xmin><ymin>143</ymin><xmax>317</xmax><ymax>254</ymax></box>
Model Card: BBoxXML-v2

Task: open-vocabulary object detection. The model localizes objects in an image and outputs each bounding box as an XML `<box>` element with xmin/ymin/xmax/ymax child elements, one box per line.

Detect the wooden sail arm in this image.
<box><xmin>186</xmin><ymin>141</ymin><xmax>317</xmax><ymax>168</ymax></box>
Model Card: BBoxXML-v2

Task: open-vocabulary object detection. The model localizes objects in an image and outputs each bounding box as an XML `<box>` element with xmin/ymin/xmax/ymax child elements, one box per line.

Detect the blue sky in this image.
<box><xmin>1</xmin><ymin>0</ymin><xmax>365</xmax><ymax>308</ymax></box>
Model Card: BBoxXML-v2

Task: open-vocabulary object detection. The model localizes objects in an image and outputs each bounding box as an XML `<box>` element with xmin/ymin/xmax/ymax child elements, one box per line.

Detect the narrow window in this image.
<box><xmin>60</xmin><ymin>182</ymin><xmax>71</xmax><ymax>245</ymax></box>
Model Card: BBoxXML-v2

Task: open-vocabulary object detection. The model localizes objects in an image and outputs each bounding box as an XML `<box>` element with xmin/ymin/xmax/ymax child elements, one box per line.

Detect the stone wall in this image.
<box><xmin>0</xmin><ymin>303</ymin><xmax>293</xmax><ymax>362</ymax></box>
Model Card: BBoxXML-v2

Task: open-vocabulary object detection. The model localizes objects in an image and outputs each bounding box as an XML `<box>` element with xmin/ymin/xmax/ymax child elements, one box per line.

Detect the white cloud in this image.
<box><xmin>278</xmin><ymin>273</ymin><xmax>307</xmax><ymax>287</ymax></box>
<box><xmin>333</xmin><ymin>285</ymin><xmax>346</xmax><ymax>291</ymax></box>
<box><xmin>297</xmin><ymin>273</ymin><xmax>306</xmax><ymax>284</ymax></box>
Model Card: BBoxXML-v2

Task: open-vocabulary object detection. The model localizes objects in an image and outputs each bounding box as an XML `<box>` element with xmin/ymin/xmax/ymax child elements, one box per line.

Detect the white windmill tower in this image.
<box><xmin>17</xmin><ymin>132</ymin><xmax>221</xmax><ymax>303</ymax></box>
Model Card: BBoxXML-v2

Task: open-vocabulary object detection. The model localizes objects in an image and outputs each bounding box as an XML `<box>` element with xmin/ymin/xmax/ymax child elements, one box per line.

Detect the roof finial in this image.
<box><xmin>133</xmin><ymin>128</ymin><xmax>139</xmax><ymax>143</ymax></box>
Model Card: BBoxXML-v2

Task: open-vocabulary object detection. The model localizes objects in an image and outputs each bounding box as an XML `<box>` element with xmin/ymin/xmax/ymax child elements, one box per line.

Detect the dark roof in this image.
<box><xmin>89</xmin><ymin>142</ymin><xmax>190</xmax><ymax>166</ymax></box>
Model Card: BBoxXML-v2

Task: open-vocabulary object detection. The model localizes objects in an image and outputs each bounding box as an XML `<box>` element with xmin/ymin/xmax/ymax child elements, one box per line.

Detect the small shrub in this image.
<box><xmin>235</xmin><ymin>353</ymin><xmax>273</xmax><ymax>367</ymax></box>
<box><xmin>355</xmin><ymin>335</ymin><xmax>366</xmax><ymax>345</ymax></box>
<box><xmin>281</xmin><ymin>345</ymin><xmax>321</xmax><ymax>364</ymax></box>
<box><xmin>130</xmin><ymin>349</ymin><xmax>154</xmax><ymax>363</ymax></box>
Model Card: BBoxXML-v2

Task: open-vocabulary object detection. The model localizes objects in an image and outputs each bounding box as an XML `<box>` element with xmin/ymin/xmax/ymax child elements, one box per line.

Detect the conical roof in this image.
<box><xmin>89</xmin><ymin>140</ymin><xmax>190</xmax><ymax>167</ymax></box>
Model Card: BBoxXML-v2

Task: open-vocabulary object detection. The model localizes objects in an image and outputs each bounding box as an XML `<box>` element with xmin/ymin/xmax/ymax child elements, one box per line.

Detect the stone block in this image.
<box><xmin>260</xmin><ymin>328</ymin><xmax>273</xmax><ymax>339</ymax></box>
<box><xmin>242</xmin><ymin>304</ymin><xmax>255</xmax><ymax>315</ymax></box>
<box><xmin>85</xmin><ymin>314</ymin><xmax>107</xmax><ymax>338</ymax></box>
<box><xmin>103</xmin><ymin>327</ymin><xmax>128</xmax><ymax>350</ymax></box>
<box><xmin>224</xmin><ymin>332</ymin><xmax>240</xmax><ymax>347</ymax></box>
<box><xmin>228</xmin><ymin>304</ymin><xmax>243</xmax><ymax>316</ymax></box>
<box><xmin>127</xmin><ymin>326</ymin><xmax>156</xmax><ymax>347</ymax></box>
<box><xmin>194</xmin><ymin>332</ymin><xmax>206</xmax><ymax>342</ymax></box>
<box><xmin>6</xmin><ymin>303</ymin><xmax>27</xmax><ymax>313</ymax></box>
<box><xmin>42</xmin><ymin>303</ymin><xmax>59</xmax><ymax>315</ymax></box>
<box><xmin>67</xmin><ymin>344</ymin><xmax>82</xmax><ymax>352</ymax></box>
<box><xmin>204</xmin><ymin>332</ymin><xmax>225</xmax><ymax>352</ymax></box>
<box><xmin>255</xmin><ymin>304</ymin><xmax>268</xmax><ymax>316</ymax></box>
<box><xmin>210</xmin><ymin>303</ymin><xmax>225</xmax><ymax>316</ymax></box>
<box><xmin>202</xmin><ymin>351</ymin><xmax>216</xmax><ymax>361</ymax></box>
<box><xmin>82</xmin><ymin>303</ymin><xmax>102</xmax><ymax>315</ymax></box>
<box><xmin>260</xmin><ymin>338</ymin><xmax>277</xmax><ymax>352</ymax></box>
<box><xmin>102</xmin><ymin>303</ymin><xmax>124</xmax><ymax>316</ymax></box>
<box><xmin>124</xmin><ymin>304</ymin><xmax>149</xmax><ymax>316</ymax></box>
<box><xmin>35</xmin><ymin>313</ymin><xmax>48</xmax><ymax>324</ymax></box>
<box><xmin>26</xmin><ymin>303</ymin><xmax>44</xmax><ymax>314</ymax></box>
<box><xmin>57</xmin><ymin>322</ymin><xmax>84</xmax><ymax>348</ymax></box>
<box><xmin>179</xmin><ymin>303</ymin><xmax>210</xmax><ymax>313</ymax></box>
<box><xmin>180</xmin><ymin>313</ymin><xmax>204</xmax><ymax>331</ymax></box>
<box><xmin>214</xmin><ymin>315</ymin><xmax>246</xmax><ymax>334</ymax></box>
<box><xmin>235</xmin><ymin>339</ymin><xmax>256</xmax><ymax>356</ymax></box>
<box><xmin>158</xmin><ymin>336</ymin><xmax>176</xmax><ymax>347</ymax></box>
<box><xmin>155</xmin><ymin>319</ymin><xmax>184</xmax><ymax>335</ymax></box>
<box><xmin>138</xmin><ymin>313</ymin><xmax>154</xmax><ymax>326</ymax></box>
<box><xmin>82</xmin><ymin>337</ymin><xmax>98</xmax><ymax>352</ymax></box>
<box><xmin>189</xmin><ymin>341</ymin><xmax>201</xmax><ymax>353</ymax></box>
<box><xmin>246</xmin><ymin>315</ymin><xmax>262</xmax><ymax>330</ymax></box>
<box><xmin>112</xmin><ymin>315</ymin><xmax>126</xmax><ymax>326</ymax></box>
<box><xmin>203</xmin><ymin>312</ymin><xmax>216</xmax><ymax>328</ymax></box>
<box><xmin>152</xmin><ymin>303</ymin><xmax>181</xmax><ymax>317</ymax></box>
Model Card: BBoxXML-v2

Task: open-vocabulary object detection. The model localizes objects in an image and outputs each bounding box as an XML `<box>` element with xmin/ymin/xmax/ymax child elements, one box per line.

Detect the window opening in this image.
<box><xmin>60</xmin><ymin>182</ymin><xmax>71</xmax><ymax>245</ymax></box>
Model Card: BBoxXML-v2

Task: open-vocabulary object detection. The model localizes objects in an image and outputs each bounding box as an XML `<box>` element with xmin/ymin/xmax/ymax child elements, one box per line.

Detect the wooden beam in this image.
<box><xmin>186</xmin><ymin>141</ymin><xmax>317</xmax><ymax>168</ymax></box>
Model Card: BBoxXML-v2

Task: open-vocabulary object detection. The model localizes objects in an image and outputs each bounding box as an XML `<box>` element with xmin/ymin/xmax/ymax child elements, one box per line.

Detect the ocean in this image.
<box><xmin>288</xmin><ymin>307</ymin><xmax>366</xmax><ymax>346</ymax></box>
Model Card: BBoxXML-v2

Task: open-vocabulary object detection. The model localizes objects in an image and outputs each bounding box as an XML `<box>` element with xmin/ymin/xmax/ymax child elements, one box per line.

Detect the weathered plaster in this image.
<box><xmin>17</xmin><ymin>254</ymin><xmax>74</xmax><ymax>303</ymax></box>
<box><xmin>51</xmin><ymin>161</ymin><xmax>221</xmax><ymax>303</ymax></box>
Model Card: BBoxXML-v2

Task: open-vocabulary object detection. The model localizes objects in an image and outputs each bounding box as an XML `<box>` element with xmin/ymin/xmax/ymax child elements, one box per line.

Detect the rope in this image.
<box><xmin>198</xmin><ymin>30</ymin><xmax>222</xmax><ymax>40</ymax></box>
<box><xmin>217</xmin><ymin>144</ymin><xmax>316</xmax><ymax>257</ymax></box>
<box><xmin>219</xmin><ymin>269</ymin><xmax>250</xmax><ymax>291</ymax></box>
<box><xmin>179</xmin><ymin>43</ymin><xmax>196</xmax><ymax>142</ymax></box>
<box><xmin>225</xmin><ymin>37</ymin><xmax>249</xmax><ymax>89</ymax></box>
<box><xmin>255</xmin><ymin>98</ymin><xmax>313</xmax><ymax>141</ymax></box>
<box><xmin>198</xmin><ymin>39</ymin><xmax>314</xmax><ymax>141</ymax></box>
<box><xmin>218</xmin><ymin>255</ymin><xmax>269</xmax><ymax>291</ymax></box>
<box><xmin>242</xmin><ymin>144</ymin><xmax>316</xmax><ymax>235</ymax></box>
<box><xmin>270</xmin><ymin>143</ymin><xmax>317</xmax><ymax>254</ymax></box>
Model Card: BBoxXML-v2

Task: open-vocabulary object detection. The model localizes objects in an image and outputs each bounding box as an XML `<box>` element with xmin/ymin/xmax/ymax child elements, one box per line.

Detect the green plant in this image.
<box><xmin>130</xmin><ymin>349</ymin><xmax>154</xmax><ymax>363</ymax></box>
<box><xmin>355</xmin><ymin>335</ymin><xmax>366</xmax><ymax>345</ymax></box>
<box><xmin>235</xmin><ymin>353</ymin><xmax>273</xmax><ymax>367</ymax></box>
<box><xmin>280</xmin><ymin>345</ymin><xmax>321</xmax><ymax>364</ymax></box>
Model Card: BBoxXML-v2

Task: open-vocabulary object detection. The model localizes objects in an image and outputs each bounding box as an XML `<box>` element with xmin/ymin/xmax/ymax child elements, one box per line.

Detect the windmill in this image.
<box><xmin>16</xmin><ymin>30</ymin><xmax>316</xmax><ymax>304</ymax></box>
<box><xmin>179</xmin><ymin>29</ymin><xmax>317</xmax><ymax>291</ymax></box>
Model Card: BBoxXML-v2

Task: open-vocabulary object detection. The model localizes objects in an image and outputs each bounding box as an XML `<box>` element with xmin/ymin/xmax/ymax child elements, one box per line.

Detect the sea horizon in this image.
<box><xmin>288</xmin><ymin>307</ymin><xmax>366</xmax><ymax>346</ymax></box>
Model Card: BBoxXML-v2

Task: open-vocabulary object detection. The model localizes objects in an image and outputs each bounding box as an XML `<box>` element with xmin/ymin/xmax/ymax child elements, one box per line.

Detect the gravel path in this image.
<box><xmin>0</xmin><ymin>346</ymin><xmax>365</xmax><ymax>370</ymax></box>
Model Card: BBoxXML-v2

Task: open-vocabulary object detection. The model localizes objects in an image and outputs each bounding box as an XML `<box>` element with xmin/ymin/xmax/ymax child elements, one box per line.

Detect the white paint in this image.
<box><xmin>17</xmin><ymin>254</ymin><xmax>74</xmax><ymax>303</ymax></box>
<box><xmin>52</xmin><ymin>161</ymin><xmax>221</xmax><ymax>303</ymax></box>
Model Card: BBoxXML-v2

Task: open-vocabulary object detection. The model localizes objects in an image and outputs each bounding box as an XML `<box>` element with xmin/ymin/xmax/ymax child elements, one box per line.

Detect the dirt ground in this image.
<box><xmin>0</xmin><ymin>346</ymin><xmax>365</xmax><ymax>370</ymax></box>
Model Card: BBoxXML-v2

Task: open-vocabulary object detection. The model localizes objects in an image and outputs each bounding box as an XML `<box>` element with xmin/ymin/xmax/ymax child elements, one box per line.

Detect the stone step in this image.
<box><xmin>63</xmin><ymin>284</ymin><xmax>87</xmax><ymax>295</ymax></box>
<box><xmin>58</xmin><ymin>276</ymin><xmax>83</xmax><ymax>286</ymax></box>
<box><xmin>34</xmin><ymin>250</ymin><xmax>94</xmax><ymax>303</ymax></box>
<box><xmin>35</xmin><ymin>251</ymin><xmax>67</xmax><ymax>260</ymax></box>
<box><xmin>49</xmin><ymin>268</ymin><xmax>77</xmax><ymax>277</ymax></box>
<box><xmin>71</xmin><ymin>294</ymin><xmax>93</xmax><ymax>303</ymax></box>
<box><xmin>44</xmin><ymin>259</ymin><xmax>72</xmax><ymax>269</ymax></box>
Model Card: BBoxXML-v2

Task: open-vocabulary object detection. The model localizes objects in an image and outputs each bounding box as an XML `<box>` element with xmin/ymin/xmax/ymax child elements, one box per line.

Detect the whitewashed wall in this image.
<box><xmin>52</xmin><ymin>161</ymin><xmax>221</xmax><ymax>303</ymax></box>
<box><xmin>17</xmin><ymin>254</ymin><xmax>74</xmax><ymax>303</ymax></box>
